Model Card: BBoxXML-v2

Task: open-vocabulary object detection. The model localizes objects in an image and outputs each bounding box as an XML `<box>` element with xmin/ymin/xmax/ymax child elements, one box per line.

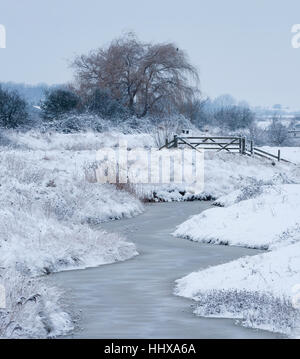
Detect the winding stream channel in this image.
<box><xmin>53</xmin><ymin>201</ymin><xmax>280</xmax><ymax>339</ymax></box>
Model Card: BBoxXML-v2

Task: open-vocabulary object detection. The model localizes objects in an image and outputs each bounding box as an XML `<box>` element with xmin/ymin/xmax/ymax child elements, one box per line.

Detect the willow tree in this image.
<box><xmin>72</xmin><ymin>33</ymin><xmax>199</xmax><ymax>118</ymax></box>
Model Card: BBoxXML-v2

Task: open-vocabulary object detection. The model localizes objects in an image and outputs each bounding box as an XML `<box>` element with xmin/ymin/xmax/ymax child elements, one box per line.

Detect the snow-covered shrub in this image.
<box><xmin>0</xmin><ymin>205</ymin><xmax>138</xmax><ymax>276</ymax></box>
<box><xmin>41</xmin><ymin>88</ymin><xmax>80</xmax><ymax>121</ymax></box>
<box><xmin>0</xmin><ymin>134</ymin><xmax>145</xmax><ymax>338</ymax></box>
<box><xmin>0</xmin><ymin>86</ymin><xmax>29</xmax><ymax>129</ymax></box>
<box><xmin>0</xmin><ymin>131</ymin><xmax>13</xmax><ymax>147</ymax></box>
<box><xmin>0</xmin><ymin>270</ymin><xmax>73</xmax><ymax>338</ymax></box>
<box><xmin>192</xmin><ymin>290</ymin><xmax>299</xmax><ymax>336</ymax></box>
<box><xmin>175</xmin><ymin>240</ymin><xmax>300</xmax><ymax>337</ymax></box>
<box><xmin>85</xmin><ymin>88</ymin><xmax>129</xmax><ymax>120</ymax></box>
<box><xmin>267</xmin><ymin>118</ymin><xmax>290</xmax><ymax>146</ymax></box>
<box><xmin>150</xmin><ymin>115</ymin><xmax>197</xmax><ymax>148</ymax></box>
<box><xmin>41</xmin><ymin>113</ymin><xmax>110</xmax><ymax>133</ymax></box>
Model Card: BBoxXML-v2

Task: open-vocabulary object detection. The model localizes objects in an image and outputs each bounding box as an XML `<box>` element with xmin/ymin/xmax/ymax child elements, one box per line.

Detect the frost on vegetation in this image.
<box><xmin>192</xmin><ymin>290</ymin><xmax>300</xmax><ymax>336</ymax></box>
<box><xmin>0</xmin><ymin>269</ymin><xmax>74</xmax><ymax>338</ymax></box>
<box><xmin>0</xmin><ymin>136</ymin><xmax>143</xmax><ymax>338</ymax></box>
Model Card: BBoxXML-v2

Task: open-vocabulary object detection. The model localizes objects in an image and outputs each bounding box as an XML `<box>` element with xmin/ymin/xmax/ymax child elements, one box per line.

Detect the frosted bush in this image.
<box><xmin>0</xmin><ymin>206</ymin><xmax>138</xmax><ymax>276</ymax></box>
<box><xmin>0</xmin><ymin>269</ymin><xmax>74</xmax><ymax>338</ymax></box>
<box><xmin>193</xmin><ymin>290</ymin><xmax>300</xmax><ymax>336</ymax></box>
<box><xmin>0</xmin><ymin>137</ymin><xmax>144</xmax><ymax>338</ymax></box>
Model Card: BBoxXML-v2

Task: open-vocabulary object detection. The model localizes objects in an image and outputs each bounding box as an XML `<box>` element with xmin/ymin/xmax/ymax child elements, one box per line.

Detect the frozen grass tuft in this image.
<box><xmin>191</xmin><ymin>290</ymin><xmax>300</xmax><ymax>336</ymax></box>
<box><xmin>0</xmin><ymin>132</ymin><xmax>145</xmax><ymax>338</ymax></box>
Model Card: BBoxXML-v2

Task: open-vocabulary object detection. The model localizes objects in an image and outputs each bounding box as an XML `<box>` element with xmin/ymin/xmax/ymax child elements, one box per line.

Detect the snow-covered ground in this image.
<box><xmin>174</xmin><ymin>184</ymin><xmax>300</xmax><ymax>250</ymax></box>
<box><xmin>175</xmin><ymin>243</ymin><xmax>300</xmax><ymax>337</ymax></box>
<box><xmin>0</xmin><ymin>131</ymin><xmax>144</xmax><ymax>338</ymax></box>
<box><xmin>259</xmin><ymin>146</ymin><xmax>300</xmax><ymax>164</ymax></box>
<box><xmin>174</xmin><ymin>183</ymin><xmax>300</xmax><ymax>337</ymax></box>
<box><xmin>114</xmin><ymin>150</ymin><xmax>297</xmax><ymax>202</ymax></box>
<box><xmin>1</xmin><ymin>129</ymin><xmax>299</xmax><ymax>338</ymax></box>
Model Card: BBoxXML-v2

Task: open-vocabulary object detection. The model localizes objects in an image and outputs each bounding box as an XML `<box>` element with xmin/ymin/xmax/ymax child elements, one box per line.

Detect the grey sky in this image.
<box><xmin>0</xmin><ymin>0</ymin><xmax>300</xmax><ymax>108</ymax></box>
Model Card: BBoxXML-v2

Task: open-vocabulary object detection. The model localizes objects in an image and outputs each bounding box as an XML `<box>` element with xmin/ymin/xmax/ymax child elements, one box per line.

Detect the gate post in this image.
<box><xmin>241</xmin><ymin>137</ymin><xmax>246</xmax><ymax>154</ymax></box>
<box><xmin>173</xmin><ymin>135</ymin><xmax>178</xmax><ymax>148</ymax></box>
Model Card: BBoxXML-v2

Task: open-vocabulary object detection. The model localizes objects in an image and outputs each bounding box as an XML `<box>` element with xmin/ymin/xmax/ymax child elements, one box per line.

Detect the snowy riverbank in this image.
<box><xmin>1</xmin><ymin>129</ymin><xmax>299</xmax><ymax>338</ymax></box>
<box><xmin>174</xmin><ymin>184</ymin><xmax>300</xmax><ymax>337</ymax></box>
<box><xmin>0</xmin><ymin>131</ymin><xmax>143</xmax><ymax>338</ymax></box>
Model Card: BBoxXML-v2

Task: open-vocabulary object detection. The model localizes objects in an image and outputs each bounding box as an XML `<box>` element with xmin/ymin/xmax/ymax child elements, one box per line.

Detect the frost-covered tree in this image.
<box><xmin>178</xmin><ymin>94</ymin><xmax>255</xmax><ymax>131</ymax></box>
<box><xmin>0</xmin><ymin>86</ymin><xmax>28</xmax><ymax>128</ymax></box>
<box><xmin>213</xmin><ymin>105</ymin><xmax>255</xmax><ymax>130</ymax></box>
<box><xmin>212</xmin><ymin>94</ymin><xmax>236</xmax><ymax>110</ymax></box>
<box><xmin>41</xmin><ymin>88</ymin><xmax>80</xmax><ymax>120</ymax></box>
<box><xmin>267</xmin><ymin>116</ymin><xmax>289</xmax><ymax>145</ymax></box>
<box><xmin>72</xmin><ymin>32</ymin><xmax>199</xmax><ymax>118</ymax></box>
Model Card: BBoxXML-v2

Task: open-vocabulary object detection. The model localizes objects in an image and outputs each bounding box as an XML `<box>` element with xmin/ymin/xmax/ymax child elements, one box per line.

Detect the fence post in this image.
<box><xmin>241</xmin><ymin>137</ymin><xmax>246</xmax><ymax>154</ymax></box>
<box><xmin>239</xmin><ymin>137</ymin><xmax>242</xmax><ymax>154</ymax></box>
<box><xmin>173</xmin><ymin>135</ymin><xmax>178</xmax><ymax>148</ymax></box>
<box><xmin>250</xmin><ymin>140</ymin><xmax>254</xmax><ymax>156</ymax></box>
<box><xmin>165</xmin><ymin>138</ymin><xmax>169</xmax><ymax>148</ymax></box>
<box><xmin>278</xmin><ymin>149</ymin><xmax>281</xmax><ymax>162</ymax></box>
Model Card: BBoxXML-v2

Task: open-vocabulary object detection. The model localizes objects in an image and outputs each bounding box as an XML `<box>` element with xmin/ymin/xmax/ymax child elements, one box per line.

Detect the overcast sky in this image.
<box><xmin>0</xmin><ymin>0</ymin><xmax>300</xmax><ymax>108</ymax></box>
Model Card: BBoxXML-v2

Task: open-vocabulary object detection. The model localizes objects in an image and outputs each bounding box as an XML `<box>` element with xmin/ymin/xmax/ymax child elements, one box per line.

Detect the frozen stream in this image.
<box><xmin>53</xmin><ymin>201</ymin><xmax>281</xmax><ymax>338</ymax></box>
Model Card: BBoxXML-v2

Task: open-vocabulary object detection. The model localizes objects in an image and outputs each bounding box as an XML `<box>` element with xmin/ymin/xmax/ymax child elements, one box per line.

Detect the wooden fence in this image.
<box><xmin>159</xmin><ymin>135</ymin><xmax>293</xmax><ymax>164</ymax></box>
<box><xmin>289</xmin><ymin>130</ymin><xmax>300</xmax><ymax>138</ymax></box>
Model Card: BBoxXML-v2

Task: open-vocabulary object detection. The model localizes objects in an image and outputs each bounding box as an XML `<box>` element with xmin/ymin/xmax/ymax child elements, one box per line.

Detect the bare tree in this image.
<box><xmin>72</xmin><ymin>33</ymin><xmax>199</xmax><ymax>118</ymax></box>
<box><xmin>267</xmin><ymin>116</ymin><xmax>289</xmax><ymax>145</ymax></box>
<box><xmin>179</xmin><ymin>96</ymin><xmax>210</xmax><ymax>126</ymax></box>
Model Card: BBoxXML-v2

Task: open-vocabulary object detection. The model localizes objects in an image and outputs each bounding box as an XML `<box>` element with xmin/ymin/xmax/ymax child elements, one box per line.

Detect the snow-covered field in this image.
<box><xmin>175</xmin><ymin>243</ymin><xmax>300</xmax><ymax>337</ymax></box>
<box><xmin>1</xmin><ymin>129</ymin><xmax>299</xmax><ymax>338</ymax></box>
<box><xmin>0</xmin><ymin>130</ymin><xmax>144</xmax><ymax>338</ymax></box>
<box><xmin>259</xmin><ymin>146</ymin><xmax>300</xmax><ymax>164</ymax></box>
<box><xmin>111</xmin><ymin>148</ymin><xmax>297</xmax><ymax>202</ymax></box>
<box><xmin>174</xmin><ymin>183</ymin><xmax>300</xmax><ymax>337</ymax></box>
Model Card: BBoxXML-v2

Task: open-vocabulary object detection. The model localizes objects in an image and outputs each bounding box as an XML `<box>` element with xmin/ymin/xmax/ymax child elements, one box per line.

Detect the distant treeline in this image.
<box><xmin>0</xmin><ymin>82</ymin><xmax>60</xmax><ymax>105</ymax></box>
<box><xmin>0</xmin><ymin>33</ymin><xmax>298</xmax><ymax>146</ymax></box>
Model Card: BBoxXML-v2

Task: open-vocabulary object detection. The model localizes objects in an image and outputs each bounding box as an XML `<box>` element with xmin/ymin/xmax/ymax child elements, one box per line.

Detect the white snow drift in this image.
<box><xmin>0</xmin><ymin>132</ymin><xmax>144</xmax><ymax>338</ymax></box>
<box><xmin>174</xmin><ymin>184</ymin><xmax>300</xmax><ymax>250</ymax></box>
<box><xmin>175</xmin><ymin>243</ymin><xmax>300</xmax><ymax>337</ymax></box>
<box><xmin>174</xmin><ymin>183</ymin><xmax>300</xmax><ymax>337</ymax></box>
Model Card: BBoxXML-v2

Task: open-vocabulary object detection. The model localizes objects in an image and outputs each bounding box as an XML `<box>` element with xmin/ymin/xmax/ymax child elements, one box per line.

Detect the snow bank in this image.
<box><xmin>174</xmin><ymin>183</ymin><xmax>300</xmax><ymax>336</ymax></box>
<box><xmin>0</xmin><ymin>270</ymin><xmax>74</xmax><ymax>338</ymax></box>
<box><xmin>6</xmin><ymin>129</ymin><xmax>155</xmax><ymax>151</ymax></box>
<box><xmin>175</xmin><ymin>243</ymin><xmax>300</xmax><ymax>337</ymax></box>
<box><xmin>174</xmin><ymin>184</ymin><xmax>300</xmax><ymax>250</ymax></box>
<box><xmin>0</xmin><ymin>132</ymin><xmax>144</xmax><ymax>338</ymax></box>
<box><xmin>203</xmin><ymin>152</ymin><xmax>296</xmax><ymax>200</ymax></box>
<box><xmin>6</xmin><ymin>130</ymin><xmax>297</xmax><ymax>202</ymax></box>
<box><xmin>0</xmin><ymin>150</ymin><xmax>144</xmax><ymax>224</ymax></box>
<box><xmin>117</xmin><ymin>151</ymin><xmax>296</xmax><ymax>203</ymax></box>
<box><xmin>0</xmin><ymin>206</ymin><xmax>138</xmax><ymax>276</ymax></box>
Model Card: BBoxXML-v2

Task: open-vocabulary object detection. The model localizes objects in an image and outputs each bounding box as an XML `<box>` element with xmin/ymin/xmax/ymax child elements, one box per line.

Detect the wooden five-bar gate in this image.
<box><xmin>159</xmin><ymin>135</ymin><xmax>293</xmax><ymax>164</ymax></box>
